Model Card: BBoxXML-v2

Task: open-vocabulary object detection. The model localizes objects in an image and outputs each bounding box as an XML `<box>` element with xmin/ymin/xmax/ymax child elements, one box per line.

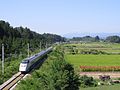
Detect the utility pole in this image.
<box><xmin>2</xmin><ymin>44</ymin><xmax>4</xmax><ymax>75</ymax></box>
<box><xmin>27</xmin><ymin>43</ymin><xmax>30</xmax><ymax>58</ymax></box>
<box><xmin>40</xmin><ymin>42</ymin><xmax>41</xmax><ymax>51</ymax></box>
<box><xmin>46</xmin><ymin>42</ymin><xmax>47</xmax><ymax>49</ymax></box>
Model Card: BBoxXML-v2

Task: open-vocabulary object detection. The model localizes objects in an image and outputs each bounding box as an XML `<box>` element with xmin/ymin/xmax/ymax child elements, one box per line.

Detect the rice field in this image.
<box><xmin>64</xmin><ymin>42</ymin><xmax>120</xmax><ymax>71</ymax></box>
<box><xmin>66</xmin><ymin>55</ymin><xmax>120</xmax><ymax>67</ymax></box>
<box><xmin>64</xmin><ymin>42</ymin><xmax>120</xmax><ymax>53</ymax></box>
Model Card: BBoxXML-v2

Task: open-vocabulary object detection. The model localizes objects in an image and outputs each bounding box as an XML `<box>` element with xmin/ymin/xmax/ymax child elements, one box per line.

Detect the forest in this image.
<box><xmin>0</xmin><ymin>20</ymin><xmax>65</xmax><ymax>58</ymax></box>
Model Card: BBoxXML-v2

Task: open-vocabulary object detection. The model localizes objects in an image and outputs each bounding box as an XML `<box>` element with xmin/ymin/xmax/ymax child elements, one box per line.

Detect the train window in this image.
<box><xmin>35</xmin><ymin>54</ymin><xmax>38</xmax><ymax>56</ymax></box>
<box><xmin>21</xmin><ymin>60</ymin><xmax>29</xmax><ymax>64</ymax></box>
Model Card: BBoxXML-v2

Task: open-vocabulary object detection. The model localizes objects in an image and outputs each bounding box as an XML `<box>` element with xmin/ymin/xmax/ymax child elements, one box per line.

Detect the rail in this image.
<box><xmin>0</xmin><ymin>72</ymin><xmax>25</xmax><ymax>90</ymax></box>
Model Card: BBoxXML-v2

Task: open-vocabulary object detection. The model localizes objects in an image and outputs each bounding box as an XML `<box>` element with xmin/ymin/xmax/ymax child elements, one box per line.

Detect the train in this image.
<box><xmin>19</xmin><ymin>47</ymin><xmax>52</xmax><ymax>73</ymax></box>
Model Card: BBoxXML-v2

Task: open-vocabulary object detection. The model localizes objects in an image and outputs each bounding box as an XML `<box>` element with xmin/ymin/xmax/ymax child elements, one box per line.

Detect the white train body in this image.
<box><xmin>19</xmin><ymin>47</ymin><xmax>52</xmax><ymax>73</ymax></box>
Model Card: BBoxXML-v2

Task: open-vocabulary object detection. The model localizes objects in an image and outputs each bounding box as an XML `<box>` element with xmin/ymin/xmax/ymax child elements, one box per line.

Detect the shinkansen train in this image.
<box><xmin>19</xmin><ymin>47</ymin><xmax>52</xmax><ymax>73</ymax></box>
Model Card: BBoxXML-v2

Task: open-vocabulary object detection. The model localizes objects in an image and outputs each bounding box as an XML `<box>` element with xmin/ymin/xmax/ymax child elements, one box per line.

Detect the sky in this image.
<box><xmin>0</xmin><ymin>0</ymin><xmax>120</xmax><ymax>35</ymax></box>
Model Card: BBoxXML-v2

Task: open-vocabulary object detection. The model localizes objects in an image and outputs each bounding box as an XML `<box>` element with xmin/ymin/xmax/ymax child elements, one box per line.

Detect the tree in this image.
<box><xmin>79</xmin><ymin>75</ymin><xmax>97</xmax><ymax>88</ymax></box>
<box><xmin>106</xmin><ymin>36</ymin><xmax>120</xmax><ymax>43</ymax></box>
<box><xmin>94</xmin><ymin>36</ymin><xmax>100</xmax><ymax>42</ymax></box>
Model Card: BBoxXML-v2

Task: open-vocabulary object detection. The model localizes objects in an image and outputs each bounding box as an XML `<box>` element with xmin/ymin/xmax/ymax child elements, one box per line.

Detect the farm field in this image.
<box><xmin>64</xmin><ymin>42</ymin><xmax>120</xmax><ymax>54</ymax></box>
<box><xmin>66</xmin><ymin>55</ymin><xmax>120</xmax><ymax>67</ymax></box>
<box><xmin>64</xmin><ymin>42</ymin><xmax>120</xmax><ymax>71</ymax></box>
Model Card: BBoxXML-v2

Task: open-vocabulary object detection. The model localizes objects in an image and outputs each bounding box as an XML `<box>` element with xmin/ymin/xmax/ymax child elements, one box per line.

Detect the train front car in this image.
<box><xmin>19</xmin><ymin>47</ymin><xmax>53</xmax><ymax>73</ymax></box>
<box><xmin>19</xmin><ymin>60</ymin><xmax>29</xmax><ymax>73</ymax></box>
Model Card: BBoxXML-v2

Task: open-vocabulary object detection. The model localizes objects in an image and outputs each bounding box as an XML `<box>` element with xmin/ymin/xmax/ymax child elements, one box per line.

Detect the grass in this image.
<box><xmin>66</xmin><ymin>54</ymin><xmax>120</xmax><ymax>67</ymax></box>
<box><xmin>80</xmin><ymin>84</ymin><xmax>120</xmax><ymax>90</ymax></box>
<box><xmin>64</xmin><ymin>42</ymin><xmax>120</xmax><ymax>53</ymax></box>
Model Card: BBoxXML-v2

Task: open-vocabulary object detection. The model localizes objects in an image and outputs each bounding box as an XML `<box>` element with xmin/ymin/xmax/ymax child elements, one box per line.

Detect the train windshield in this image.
<box><xmin>21</xmin><ymin>60</ymin><xmax>29</xmax><ymax>64</ymax></box>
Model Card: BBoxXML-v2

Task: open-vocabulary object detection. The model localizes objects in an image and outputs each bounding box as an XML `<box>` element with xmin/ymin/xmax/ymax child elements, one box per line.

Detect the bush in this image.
<box><xmin>79</xmin><ymin>75</ymin><xmax>97</xmax><ymax>88</ymax></box>
<box><xmin>80</xmin><ymin>49</ymin><xmax>107</xmax><ymax>55</ymax></box>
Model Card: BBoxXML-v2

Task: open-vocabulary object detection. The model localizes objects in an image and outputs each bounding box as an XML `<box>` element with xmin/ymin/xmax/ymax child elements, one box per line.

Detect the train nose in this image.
<box><xmin>19</xmin><ymin>64</ymin><xmax>27</xmax><ymax>72</ymax></box>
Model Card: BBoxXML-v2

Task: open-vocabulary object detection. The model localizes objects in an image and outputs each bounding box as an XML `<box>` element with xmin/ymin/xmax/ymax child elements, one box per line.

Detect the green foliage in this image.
<box><xmin>80</xmin><ymin>84</ymin><xmax>120</xmax><ymax>90</ymax></box>
<box><xmin>43</xmin><ymin>33</ymin><xmax>65</xmax><ymax>43</ymax></box>
<box><xmin>79</xmin><ymin>75</ymin><xmax>97</xmax><ymax>88</ymax></box>
<box><xmin>0</xmin><ymin>20</ymin><xmax>65</xmax><ymax>56</ymax></box>
<box><xmin>0</xmin><ymin>55</ymin><xmax>24</xmax><ymax>84</ymax></box>
<box><xmin>71</xmin><ymin>36</ymin><xmax>100</xmax><ymax>42</ymax></box>
<box><xmin>16</xmin><ymin>48</ymin><xmax>80</xmax><ymax>90</ymax></box>
<box><xmin>0</xmin><ymin>20</ymin><xmax>65</xmax><ymax>84</ymax></box>
<box><xmin>94</xmin><ymin>36</ymin><xmax>100</xmax><ymax>42</ymax></box>
<box><xmin>66</xmin><ymin>54</ymin><xmax>120</xmax><ymax>67</ymax></box>
<box><xmin>16</xmin><ymin>78</ymin><xmax>41</xmax><ymax>90</ymax></box>
<box><xmin>63</xmin><ymin>42</ymin><xmax>120</xmax><ymax>55</ymax></box>
<box><xmin>106</xmin><ymin>36</ymin><xmax>120</xmax><ymax>43</ymax></box>
<box><xmin>80</xmin><ymin>49</ymin><xmax>107</xmax><ymax>55</ymax></box>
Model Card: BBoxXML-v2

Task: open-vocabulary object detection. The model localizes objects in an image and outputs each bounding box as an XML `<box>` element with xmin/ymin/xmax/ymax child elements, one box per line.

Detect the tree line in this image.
<box><xmin>71</xmin><ymin>36</ymin><xmax>100</xmax><ymax>42</ymax></box>
<box><xmin>70</xmin><ymin>35</ymin><xmax>120</xmax><ymax>43</ymax></box>
<box><xmin>0</xmin><ymin>20</ymin><xmax>65</xmax><ymax>58</ymax></box>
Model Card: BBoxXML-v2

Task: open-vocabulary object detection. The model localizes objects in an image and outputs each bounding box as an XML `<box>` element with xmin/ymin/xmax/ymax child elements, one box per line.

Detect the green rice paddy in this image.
<box><xmin>66</xmin><ymin>54</ymin><xmax>120</xmax><ymax>67</ymax></box>
<box><xmin>64</xmin><ymin>42</ymin><xmax>120</xmax><ymax>67</ymax></box>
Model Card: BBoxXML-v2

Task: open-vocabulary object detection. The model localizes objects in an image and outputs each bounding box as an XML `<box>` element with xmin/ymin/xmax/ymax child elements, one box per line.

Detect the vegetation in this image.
<box><xmin>63</xmin><ymin>42</ymin><xmax>120</xmax><ymax>55</ymax></box>
<box><xmin>1</xmin><ymin>20</ymin><xmax>120</xmax><ymax>89</ymax></box>
<box><xmin>0</xmin><ymin>20</ymin><xmax>65</xmax><ymax>57</ymax></box>
<box><xmin>71</xmin><ymin>36</ymin><xmax>100</xmax><ymax>42</ymax></box>
<box><xmin>64</xmin><ymin>42</ymin><xmax>120</xmax><ymax>89</ymax></box>
<box><xmin>80</xmin><ymin>84</ymin><xmax>120</xmax><ymax>90</ymax></box>
<box><xmin>16</xmin><ymin>46</ymin><xmax>80</xmax><ymax>90</ymax></box>
<box><xmin>64</xmin><ymin>42</ymin><xmax>120</xmax><ymax>71</ymax></box>
<box><xmin>70</xmin><ymin>35</ymin><xmax>120</xmax><ymax>43</ymax></box>
<box><xmin>79</xmin><ymin>75</ymin><xmax>97</xmax><ymax>88</ymax></box>
<box><xmin>106</xmin><ymin>36</ymin><xmax>120</xmax><ymax>43</ymax></box>
<box><xmin>0</xmin><ymin>55</ymin><xmax>24</xmax><ymax>84</ymax></box>
<box><xmin>0</xmin><ymin>20</ymin><xmax>65</xmax><ymax>84</ymax></box>
<box><xmin>66</xmin><ymin>55</ymin><xmax>120</xmax><ymax>67</ymax></box>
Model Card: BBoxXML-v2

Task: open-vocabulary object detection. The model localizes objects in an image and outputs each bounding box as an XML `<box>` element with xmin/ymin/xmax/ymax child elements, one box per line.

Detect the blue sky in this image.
<box><xmin>0</xmin><ymin>0</ymin><xmax>120</xmax><ymax>35</ymax></box>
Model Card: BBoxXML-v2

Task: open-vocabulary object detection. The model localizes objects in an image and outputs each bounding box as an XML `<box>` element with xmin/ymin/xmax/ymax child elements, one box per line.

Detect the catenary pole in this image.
<box><xmin>46</xmin><ymin>42</ymin><xmax>47</xmax><ymax>49</ymax></box>
<box><xmin>40</xmin><ymin>42</ymin><xmax>41</xmax><ymax>51</ymax></box>
<box><xmin>28</xmin><ymin>43</ymin><xmax>30</xmax><ymax>58</ymax></box>
<box><xmin>2</xmin><ymin>44</ymin><xmax>4</xmax><ymax>75</ymax></box>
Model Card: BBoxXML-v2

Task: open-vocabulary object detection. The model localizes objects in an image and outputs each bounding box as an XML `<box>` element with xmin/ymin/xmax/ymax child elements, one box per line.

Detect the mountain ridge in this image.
<box><xmin>63</xmin><ymin>32</ymin><xmax>120</xmax><ymax>38</ymax></box>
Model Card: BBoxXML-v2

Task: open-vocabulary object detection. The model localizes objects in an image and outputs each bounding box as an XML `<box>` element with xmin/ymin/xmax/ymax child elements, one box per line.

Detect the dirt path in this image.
<box><xmin>80</xmin><ymin>72</ymin><xmax>120</xmax><ymax>79</ymax></box>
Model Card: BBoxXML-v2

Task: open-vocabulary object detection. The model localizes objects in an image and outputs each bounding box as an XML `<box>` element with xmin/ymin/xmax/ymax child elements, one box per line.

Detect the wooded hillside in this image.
<box><xmin>0</xmin><ymin>20</ymin><xmax>65</xmax><ymax>57</ymax></box>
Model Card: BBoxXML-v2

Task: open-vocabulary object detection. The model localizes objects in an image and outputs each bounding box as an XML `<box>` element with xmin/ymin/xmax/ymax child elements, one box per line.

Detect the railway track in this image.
<box><xmin>0</xmin><ymin>72</ymin><xmax>25</xmax><ymax>90</ymax></box>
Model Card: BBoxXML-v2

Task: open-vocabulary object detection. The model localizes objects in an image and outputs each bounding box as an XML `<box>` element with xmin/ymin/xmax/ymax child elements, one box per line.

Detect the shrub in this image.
<box><xmin>79</xmin><ymin>75</ymin><xmax>97</xmax><ymax>88</ymax></box>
